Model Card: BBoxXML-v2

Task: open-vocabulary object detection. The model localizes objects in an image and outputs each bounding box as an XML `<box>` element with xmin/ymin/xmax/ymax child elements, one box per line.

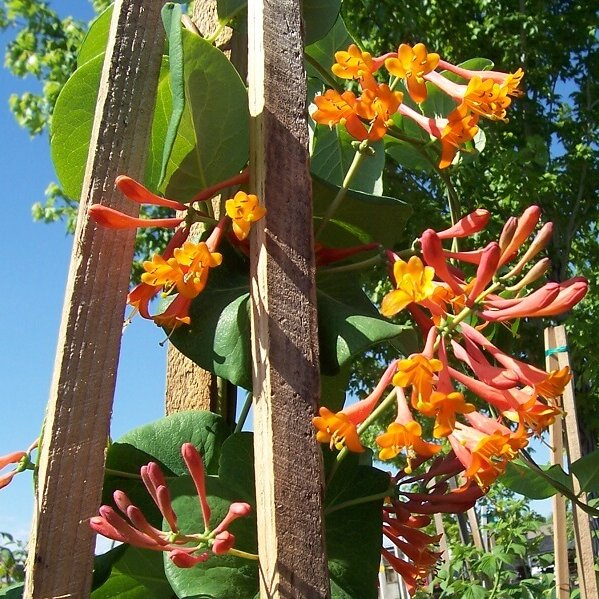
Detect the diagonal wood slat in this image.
<box><xmin>24</xmin><ymin>2</ymin><xmax>166</xmax><ymax>597</ymax></box>
<box><xmin>248</xmin><ymin>0</ymin><xmax>330</xmax><ymax>596</ymax></box>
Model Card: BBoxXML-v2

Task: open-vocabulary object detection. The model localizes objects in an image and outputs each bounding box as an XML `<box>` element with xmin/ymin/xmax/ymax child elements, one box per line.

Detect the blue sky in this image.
<box><xmin>0</xmin><ymin>1</ymin><xmax>167</xmax><ymax>541</ymax></box>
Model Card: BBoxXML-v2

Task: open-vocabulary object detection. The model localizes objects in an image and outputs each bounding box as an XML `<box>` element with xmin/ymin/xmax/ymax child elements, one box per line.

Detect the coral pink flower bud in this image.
<box><xmin>480</xmin><ymin>282</ymin><xmax>561</xmax><ymax>321</ymax></box>
<box><xmin>89</xmin><ymin>516</ymin><xmax>127</xmax><ymax>543</ymax></box>
<box><xmin>502</xmin><ymin>222</ymin><xmax>553</xmax><ymax>279</ymax></box>
<box><xmin>498</xmin><ymin>217</ymin><xmax>518</xmax><ymax>252</ymax></box>
<box><xmin>505</xmin><ymin>258</ymin><xmax>551</xmax><ymax>292</ymax></box>
<box><xmin>0</xmin><ymin>451</ymin><xmax>26</xmax><ymax>470</ymax></box>
<box><xmin>0</xmin><ymin>471</ymin><xmax>18</xmax><ymax>490</ymax></box>
<box><xmin>531</xmin><ymin>277</ymin><xmax>588</xmax><ymax>317</ymax></box>
<box><xmin>468</xmin><ymin>242</ymin><xmax>501</xmax><ymax>300</ymax></box>
<box><xmin>436</xmin><ymin>209</ymin><xmax>490</xmax><ymax>240</ymax></box>
<box><xmin>88</xmin><ymin>205</ymin><xmax>184</xmax><ymax>230</ymax></box>
<box><xmin>168</xmin><ymin>549</ymin><xmax>210</xmax><ymax>568</ymax></box>
<box><xmin>115</xmin><ymin>175</ymin><xmax>187</xmax><ymax>210</ymax></box>
<box><xmin>212</xmin><ymin>531</ymin><xmax>236</xmax><ymax>555</ymax></box>
<box><xmin>181</xmin><ymin>443</ymin><xmax>211</xmax><ymax>530</ymax></box>
<box><xmin>214</xmin><ymin>502</ymin><xmax>252</xmax><ymax>535</ymax></box>
<box><xmin>420</xmin><ymin>229</ymin><xmax>464</xmax><ymax>294</ymax></box>
<box><xmin>498</xmin><ymin>206</ymin><xmax>542</xmax><ymax>267</ymax></box>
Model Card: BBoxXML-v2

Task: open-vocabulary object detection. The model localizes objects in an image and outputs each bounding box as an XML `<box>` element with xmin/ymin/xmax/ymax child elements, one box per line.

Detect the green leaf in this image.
<box><xmin>462</xmin><ymin>585</ymin><xmax>487</xmax><ymax>599</ymax></box>
<box><xmin>51</xmin><ymin>53</ymin><xmax>103</xmax><ymax>199</ymax></box>
<box><xmin>316</xmin><ymin>274</ymin><xmax>411</xmax><ymax>374</ymax></box>
<box><xmin>500</xmin><ymin>458</ymin><xmax>571</xmax><ymax>499</ymax></box>
<box><xmin>311</xmin><ymin>125</ymin><xmax>384</xmax><ymax>195</ymax></box>
<box><xmin>92</xmin><ymin>544</ymin><xmax>128</xmax><ymax>590</ymax></box>
<box><xmin>325</xmin><ymin>462</ymin><xmax>390</xmax><ymax>599</ymax></box>
<box><xmin>164</xmin><ymin>476</ymin><xmax>259</xmax><ymax>599</ymax></box>
<box><xmin>160</xmin><ymin>29</ymin><xmax>249</xmax><ymax>201</ymax></box>
<box><xmin>115</xmin><ymin>411</ymin><xmax>230</xmax><ymax>476</ymax></box>
<box><xmin>571</xmin><ymin>448</ymin><xmax>599</xmax><ymax>494</ymax></box>
<box><xmin>312</xmin><ymin>176</ymin><xmax>411</xmax><ymax>248</ymax></box>
<box><xmin>305</xmin><ymin>13</ymin><xmax>354</xmax><ymax>79</ymax></box>
<box><xmin>77</xmin><ymin>5</ymin><xmax>113</xmax><ymax>67</ymax></box>
<box><xmin>168</xmin><ymin>250</ymin><xmax>253</xmax><ymax>389</ymax></box>
<box><xmin>384</xmin><ymin>139</ymin><xmax>435</xmax><ymax>172</ymax></box>
<box><xmin>92</xmin><ymin>547</ymin><xmax>173</xmax><ymax>599</ymax></box>
<box><xmin>217</xmin><ymin>0</ymin><xmax>340</xmax><ymax>45</ymax></box>
<box><xmin>321</xmin><ymin>363</ymin><xmax>352</xmax><ymax>413</ymax></box>
<box><xmin>218</xmin><ymin>432</ymin><xmax>256</xmax><ymax>504</ymax></box>
<box><xmin>302</xmin><ymin>0</ymin><xmax>342</xmax><ymax>45</ymax></box>
<box><xmin>0</xmin><ymin>584</ymin><xmax>23</xmax><ymax>598</ymax></box>
<box><xmin>159</xmin><ymin>3</ymin><xmax>185</xmax><ymax>188</ymax></box>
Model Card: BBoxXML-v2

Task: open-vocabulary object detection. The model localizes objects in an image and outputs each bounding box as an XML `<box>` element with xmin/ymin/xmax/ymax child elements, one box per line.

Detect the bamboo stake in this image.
<box><xmin>546</xmin><ymin>326</ymin><xmax>571</xmax><ymax>599</ymax></box>
<box><xmin>247</xmin><ymin>0</ymin><xmax>329</xmax><ymax>596</ymax></box>
<box><xmin>547</xmin><ymin>325</ymin><xmax>598</xmax><ymax>599</ymax></box>
<box><xmin>24</xmin><ymin>2</ymin><xmax>165</xmax><ymax>597</ymax></box>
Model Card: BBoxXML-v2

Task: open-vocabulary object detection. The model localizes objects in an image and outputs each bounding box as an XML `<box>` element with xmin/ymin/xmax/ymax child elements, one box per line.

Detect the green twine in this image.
<box><xmin>545</xmin><ymin>345</ymin><xmax>568</xmax><ymax>356</ymax></box>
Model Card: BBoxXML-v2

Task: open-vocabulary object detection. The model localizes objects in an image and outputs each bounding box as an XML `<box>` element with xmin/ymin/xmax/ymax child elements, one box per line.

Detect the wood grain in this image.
<box><xmin>24</xmin><ymin>2</ymin><xmax>166</xmax><ymax>597</ymax></box>
<box><xmin>248</xmin><ymin>0</ymin><xmax>330</xmax><ymax>596</ymax></box>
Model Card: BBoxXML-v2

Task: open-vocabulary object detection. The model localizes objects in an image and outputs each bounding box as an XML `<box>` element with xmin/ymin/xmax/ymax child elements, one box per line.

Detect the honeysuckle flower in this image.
<box><xmin>376</xmin><ymin>387</ymin><xmax>441</xmax><ymax>469</ymax></box>
<box><xmin>0</xmin><ymin>439</ymin><xmax>37</xmax><ymax>491</ymax></box>
<box><xmin>225</xmin><ymin>191</ymin><xmax>266</xmax><ymax>240</ymax></box>
<box><xmin>497</xmin><ymin>205</ymin><xmax>542</xmax><ymax>268</ymax></box>
<box><xmin>437</xmin><ymin>60</ymin><xmax>524</xmax><ymax>97</ymax></box>
<box><xmin>413</xmin><ymin>340</ymin><xmax>476</xmax><ymax>437</ymax></box>
<box><xmin>425</xmin><ymin>71</ymin><xmax>512</xmax><ymax>121</ymax></box>
<box><xmin>439</xmin><ymin>105</ymin><xmax>480</xmax><ymax>168</ymax></box>
<box><xmin>142</xmin><ymin>241</ymin><xmax>223</xmax><ymax>299</ymax></box>
<box><xmin>380</xmin><ymin>256</ymin><xmax>436</xmax><ymax>316</ymax></box>
<box><xmin>90</xmin><ymin>443</ymin><xmax>253</xmax><ymax>566</ymax></box>
<box><xmin>152</xmin><ymin>294</ymin><xmax>192</xmax><ymax>329</ymax></box>
<box><xmin>88</xmin><ymin>205</ymin><xmax>184</xmax><ymax>230</ymax></box>
<box><xmin>449</xmin><ymin>424</ymin><xmax>518</xmax><ymax>490</ymax></box>
<box><xmin>385</xmin><ymin>43</ymin><xmax>440</xmax><ymax>103</ymax></box>
<box><xmin>312</xmin><ymin>89</ymin><xmax>359</xmax><ymax>128</ymax></box>
<box><xmin>313</xmin><ymin>361</ymin><xmax>397</xmax><ymax>452</ymax></box>
<box><xmin>315</xmin><ymin>242</ymin><xmax>380</xmax><ymax>266</ymax></box>
<box><xmin>393</xmin><ymin>354</ymin><xmax>443</xmax><ymax>401</ymax></box>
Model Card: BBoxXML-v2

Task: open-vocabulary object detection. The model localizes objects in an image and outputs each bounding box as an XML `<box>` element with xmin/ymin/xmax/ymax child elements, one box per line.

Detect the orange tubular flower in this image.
<box><xmin>437</xmin><ymin>60</ymin><xmax>524</xmax><ymax>97</ymax></box>
<box><xmin>425</xmin><ymin>71</ymin><xmax>512</xmax><ymax>121</ymax></box>
<box><xmin>385</xmin><ymin>43</ymin><xmax>440</xmax><ymax>103</ymax></box>
<box><xmin>331</xmin><ymin>44</ymin><xmax>375</xmax><ymax>80</ymax></box>
<box><xmin>376</xmin><ymin>388</ymin><xmax>441</xmax><ymax>470</ymax></box>
<box><xmin>439</xmin><ymin>105</ymin><xmax>480</xmax><ymax>168</ymax></box>
<box><xmin>393</xmin><ymin>354</ymin><xmax>443</xmax><ymax>402</ymax></box>
<box><xmin>313</xmin><ymin>361</ymin><xmax>397</xmax><ymax>453</ymax></box>
<box><xmin>380</xmin><ymin>256</ymin><xmax>436</xmax><ymax>317</ymax></box>
<box><xmin>225</xmin><ymin>191</ymin><xmax>266</xmax><ymax>241</ymax></box>
<box><xmin>312</xmin><ymin>89</ymin><xmax>359</xmax><ymax>128</ymax></box>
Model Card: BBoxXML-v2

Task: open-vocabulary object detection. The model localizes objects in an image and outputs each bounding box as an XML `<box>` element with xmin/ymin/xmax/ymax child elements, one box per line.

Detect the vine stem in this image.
<box><xmin>234</xmin><ymin>391</ymin><xmax>253</xmax><ymax>434</ymax></box>
<box><xmin>315</xmin><ymin>148</ymin><xmax>367</xmax><ymax>240</ymax></box>
<box><xmin>324</xmin><ymin>489</ymin><xmax>393</xmax><ymax>516</ymax></box>
<box><xmin>318</xmin><ymin>254</ymin><xmax>383</xmax><ymax>275</ymax></box>
<box><xmin>228</xmin><ymin>548</ymin><xmax>260</xmax><ymax>561</ymax></box>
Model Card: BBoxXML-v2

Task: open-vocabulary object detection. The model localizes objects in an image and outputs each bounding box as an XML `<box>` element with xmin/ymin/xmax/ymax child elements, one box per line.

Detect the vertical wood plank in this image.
<box><xmin>549</xmin><ymin>326</ymin><xmax>598</xmax><ymax>599</ymax></box>
<box><xmin>24</xmin><ymin>2</ymin><xmax>166</xmax><ymax>597</ymax></box>
<box><xmin>546</xmin><ymin>326</ymin><xmax>571</xmax><ymax>599</ymax></box>
<box><xmin>247</xmin><ymin>0</ymin><xmax>330</xmax><ymax>596</ymax></box>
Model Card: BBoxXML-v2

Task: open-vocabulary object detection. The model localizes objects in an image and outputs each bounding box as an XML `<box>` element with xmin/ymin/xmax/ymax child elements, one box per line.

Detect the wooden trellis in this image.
<box><xmin>24</xmin><ymin>0</ymin><xmax>330</xmax><ymax>597</ymax></box>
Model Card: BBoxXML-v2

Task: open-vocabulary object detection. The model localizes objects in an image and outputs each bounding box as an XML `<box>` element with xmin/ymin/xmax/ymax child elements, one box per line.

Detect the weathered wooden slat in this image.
<box><xmin>247</xmin><ymin>1</ymin><xmax>330</xmax><ymax>596</ymax></box>
<box><xmin>548</xmin><ymin>325</ymin><xmax>598</xmax><ymax>599</ymax></box>
<box><xmin>24</xmin><ymin>2</ymin><xmax>166</xmax><ymax>597</ymax></box>
<box><xmin>546</xmin><ymin>326</ymin><xmax>571</xmax><ymax>599</ymax></box>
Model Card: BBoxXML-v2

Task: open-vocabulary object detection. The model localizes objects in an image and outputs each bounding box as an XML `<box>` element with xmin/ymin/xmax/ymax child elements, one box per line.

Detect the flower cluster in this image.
<box><xmin>312</xmin><ymin>43</ymin><xmax>523</xmax><ymax>168</ymax></box>
<box><xmin>313</xmin><ymin>207</ymin><xmax>586</xmax><ymax>592</ymax></box>
<box><xmin>88</xmin><ymin>171</ymin><xmax>265</xmax><ymax>329</ymax></box>
<box><xmin>314</xmin><ymin>207</ymin><xmax>586</xmax><ymax>486</ymax></box>
<box><xmin>90</xmin><ymin>443</ymin><xmax>254</xmax><ymax>567</ymax></box>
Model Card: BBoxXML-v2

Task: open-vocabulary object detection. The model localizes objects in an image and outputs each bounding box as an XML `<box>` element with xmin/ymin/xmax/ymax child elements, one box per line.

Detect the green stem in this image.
<box><xmin>324</xmin><ymin>489</ymin><xmax>393</xmax><ymax>516</ymax></box>
<box><xmin>315</xmin><ymin>149</ymin><xmax>366</xmax><ymax>240</ymax></box>
<box><xmin>234</xmin><ymin>391</ymin><xmax>253</xmax><ymax>434</ymax></box>
<box><xmin>357</xmin><ymin>388</ymin><xmax>397</xmax><ymax>438</ymax></box>
<box><xmin>228</xmin><ymin>548</ymin><xmax>260</xmax><ymax>561</ymax></box>
<box><xmin>318</xmin><ymin>254</ymin><xmax>383</xmax><ymax>275</ymax></box>
<box><xmin>104</xmin><ymin>468</ymin><xmax>144</xmax><ymax>480</ymax></box>
<box><xmin>438</xmin><ymin>170</ymin><xmax>462</xmax><ymax>253</ymax></box>
<box><xmin>205</xmin><ymin>22</ymin><xmax>227</xmax><ymax>44</ymax></box>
